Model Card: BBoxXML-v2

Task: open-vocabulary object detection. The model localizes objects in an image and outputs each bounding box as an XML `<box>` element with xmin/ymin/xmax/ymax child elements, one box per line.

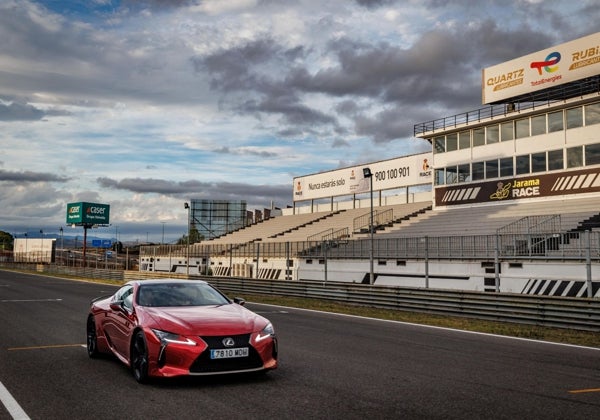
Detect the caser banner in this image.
<box><xmin>66</xmin><ymin>202</ymin><xmax>111</xmax><ymax>225</ymax></box>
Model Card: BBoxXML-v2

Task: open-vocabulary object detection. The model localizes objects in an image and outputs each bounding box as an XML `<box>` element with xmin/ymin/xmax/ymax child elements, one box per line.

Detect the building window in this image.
<box><xmin>446</xmin><ymin>166</ymin><xmax>458</xmax><ymax>184</ymax></box>
<box><xmin>486</xmin><ymin>125</ymin><xmax>499</xmax><ymax>144</ymax></box>
<box><xmin>548</xmin><ymin>149</ymin><xmax>563</xmax><ymax>171</ymax></box>
<box><xmin>472</xmin><ymin>127</ymin><xmax>485</xmax><ymax>147</ymax></box>
<box><xmin>585</xmin><ymin>143</ymin><xmax>600</xmax><ymax>166</ymax></box>
<box><xmin>567</xmin><ymin>146</ymin><xmax>583</xmax><ymax>168</ymax></box>
<box><xmin>500</xmin><ymin>121</ymin><xmax>514</xmax><ymax>141</ymax></box>
<box><xmin>548</xmin><ymin>110</ymin><xmax>563</xmax><ymax>132</ymax></box>
<box><xmin>500</xmin><ymin>157</ymin><xmax>513</xmax><ymax>177</ymax></box>
<box><xmin>531</xmin><ymin>152</ymin><xmax>546</xmax><ymax>173</ymax></box>
<box><xmin>458</xmin><ymin>164</ymin><xmax>470</xmax><ymax>182</ymax></box>
<box><xmin>530</xmin><ymin>114</ymin><xmax>546</xmax><ymax>136</ymax></box>
<box><xmin>446</xmin><ymin>133</ymin><xmax>458</xmax><ymax>151</ymax></box>
<box><xmin>458</xmin><ymin>130</ymin><xmax>471</xmax><ymax>149</ymax></box>
<box><xmin>515</xmin><ymin>118</ymin><xmax>530</xmax><ymax>139</ymax></box>
<box><xmin>434</xmin><ymin>136</ymin><xmax>445</xmax><ymax>154</ymax></box>
<box><xmin>566</xmin><ymin>106</ymin><xmax>583</xmax><ymax>129</ymax></box>
<box><xmin>485</xmin><ymin>159</ymin><xmax>498</xmax><ymax>179</ymax></box>
<box><xmin>585</xmin><ymin>102</ymin><xmax>600</xmax><ymax>125</ymax></box>
<box><xmin>472</xmin><ymin>161</ymin><xmax>485</xmax><ymax>181</ymax></box>
<box><xmin>435</xmin><ymin>168</ymin><xmax>445</xmax><ymax>185</ymax></box>
<box><xmin>515</xmin><ymin>155</ymin><xmax>530</xmax><ymax>175</ymax></box>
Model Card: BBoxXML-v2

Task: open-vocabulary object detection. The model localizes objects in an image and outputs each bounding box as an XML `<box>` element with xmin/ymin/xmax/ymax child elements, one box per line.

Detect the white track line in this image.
<box><xmin>0</xmin><ymin>380</ymin><xmax>30</xmax><ymax>420</ymax></box>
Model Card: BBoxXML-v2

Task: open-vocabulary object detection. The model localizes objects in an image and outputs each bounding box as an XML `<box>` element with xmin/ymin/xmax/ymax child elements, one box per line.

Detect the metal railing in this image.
<box><xmin>1</xmin><ymin>266</ymin><xmax>598</xmax><ymax>331</ymax></box>
<box><xmin>353</xmin><ymin>208</ymin><xmax>394</xmax><ymax>233</ymax></box>
<box><xmin>497</xmin><ymin>215</ymin><xmax>562</xmax><ymax>235</ymax></box>
<box><xmin>192</xmin><ymin>277</ymin><xmax>600</xmax><ymax>332</ymax></box>
<box><xmin>138</xmin><ymin>231</ymin><xmax>600</xmax><ymax>261</ymax></box>
<box><xmin>414</xmin><ymin>76</ymin><xmax>600</xmax><ymax>136</ymax></box>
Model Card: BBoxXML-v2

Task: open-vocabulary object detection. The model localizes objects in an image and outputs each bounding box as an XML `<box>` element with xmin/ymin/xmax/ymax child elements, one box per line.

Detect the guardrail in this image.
<box><xmin>2</xmin><ymin>264</ymin><xmax>598</xmax><ymax>332</ymax></box>
<box><xmin>206</xmin><ymin>278</ymin><xmax>600</xmax><ymax>332</ymax></box>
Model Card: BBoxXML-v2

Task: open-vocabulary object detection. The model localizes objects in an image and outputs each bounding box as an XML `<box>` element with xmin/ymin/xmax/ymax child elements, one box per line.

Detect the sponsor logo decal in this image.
<box><xmin>569</xmin><ymin>45</ymin><xmax>600</xmax><ymax>71</ymax></box>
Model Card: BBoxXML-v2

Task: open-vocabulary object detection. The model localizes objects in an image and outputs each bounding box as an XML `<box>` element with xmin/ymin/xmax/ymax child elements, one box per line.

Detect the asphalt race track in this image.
<box><xmin>0</xmin><ymin>270</ymin><xmax>599</xmax><ymax>420</ymax></box>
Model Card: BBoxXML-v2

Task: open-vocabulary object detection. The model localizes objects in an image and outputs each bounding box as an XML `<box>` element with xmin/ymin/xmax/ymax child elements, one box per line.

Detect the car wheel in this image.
<box><xmin>131</xmin><ymin>331</ymin><xmax>149</xmax><ymax>383</ymax></box>
<box><xmin>86</xmin><ymin>315</ymin><xmax>99</xmax><ymax>358</ymax></box>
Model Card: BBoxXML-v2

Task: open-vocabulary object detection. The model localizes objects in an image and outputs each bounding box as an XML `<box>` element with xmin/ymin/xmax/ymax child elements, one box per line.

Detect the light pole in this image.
<box><xmin>161</xmin><ymin>221</ymin><xmax>166</xmax><ymax>244</ymax></box>
<box><xmin>59</xmin><ymin>227</ymin><xmax>63</xmax><ymax>265</ymax></box>
<box><xmin>184</xmin><ymin>202</ymin><xmax>190</xmax><ymax>276</ymax></box>
<box><xmin>40</xmin><ymin>229</ymin><xmax>44</xmax><ymax>263</ymax></box>
<box><xmin>363</xmin><ymin>167</ymin><xmax>374</xmax><ymax>285</ymax></box>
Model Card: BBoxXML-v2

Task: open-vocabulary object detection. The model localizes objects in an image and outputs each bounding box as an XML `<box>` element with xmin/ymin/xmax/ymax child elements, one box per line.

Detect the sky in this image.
<box><xmin>1</xmin><ymin>0</ymin><xmax>599</xmax><ymax>243</ymax></box>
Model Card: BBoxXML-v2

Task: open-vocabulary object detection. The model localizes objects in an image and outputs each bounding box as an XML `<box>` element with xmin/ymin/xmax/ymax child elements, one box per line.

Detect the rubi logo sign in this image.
<box><xmin>530</xmin><ymin>51</ymin><xmax>561</xmax><ymax>75</ymax></box>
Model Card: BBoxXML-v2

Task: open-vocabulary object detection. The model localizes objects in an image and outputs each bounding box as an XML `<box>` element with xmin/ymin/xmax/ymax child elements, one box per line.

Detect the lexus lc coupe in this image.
<box><xmin>86</xmin><ymin>279</ymin><xmax>278</xmax><ymax>382</ymax></box>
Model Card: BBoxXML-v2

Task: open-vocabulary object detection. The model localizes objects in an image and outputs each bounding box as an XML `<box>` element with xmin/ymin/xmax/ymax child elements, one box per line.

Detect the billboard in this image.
<box><xmin>293</xmin><ymin>153</ymin><xmax>432</xmax><ymax>202</ymax></box>
<box><xmin>66</xmin><ymin>202</ymin><xmax>110</xmax><ymax>225</ymax></box>
<box><xmin>14</xmin><ymin>238</ymin><xmax>55</xmax><ymax>263</ymax></box>
<box><xmin>482</xmin><ymin>32</ymin><xmax>600</xmax><ymax>104</ymax></box>
<box><xmin>435</xmin><ymin>167</ymin><xmax>600</xmax><ymax>207</ymax></box>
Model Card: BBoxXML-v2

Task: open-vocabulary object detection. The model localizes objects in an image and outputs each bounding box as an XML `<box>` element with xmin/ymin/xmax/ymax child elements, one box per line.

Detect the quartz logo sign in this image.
<box><xmin>66</xmin><ymin>202</ymin><xmax>110</xmax><ymax>225</ymax></box>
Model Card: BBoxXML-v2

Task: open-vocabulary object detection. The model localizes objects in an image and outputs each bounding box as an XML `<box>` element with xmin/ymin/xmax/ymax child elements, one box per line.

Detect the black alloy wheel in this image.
<box><xmin>86</xmin><ymin>315</ymin><xmax>99</xmax><ymax>358</ymax></box>
<box><xmin>131</xmin><ymin>330</ymin><xmax>149</xmax><ymax>383</ymax></box>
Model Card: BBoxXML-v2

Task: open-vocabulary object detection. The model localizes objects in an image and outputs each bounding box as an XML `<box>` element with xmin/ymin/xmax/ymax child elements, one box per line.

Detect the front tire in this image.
<box><xmin>131</xmin><ymin>331</ymin><xmax>149</xmax><ymax>383</ymax></box>
<box><xmin>86</xmin><ymin>315</ymin><xmax>99</xmax><ymax>358</ymax></box>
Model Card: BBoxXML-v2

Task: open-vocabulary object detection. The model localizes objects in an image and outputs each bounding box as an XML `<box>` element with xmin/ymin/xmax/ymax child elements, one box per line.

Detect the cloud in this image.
<box><xmin>0</xmin><ymin>170</ymin><xmax>71</xmax><ymax>183</ymax></box>
<box><xmin>0</xmin><ymin>101</ymin><xmax>44</xmax><ymax>121</ymax></box>
<box><xmin>96</xmin><ymin>177</ymin><xmax>290</xmax><ymax>206</ymax></box>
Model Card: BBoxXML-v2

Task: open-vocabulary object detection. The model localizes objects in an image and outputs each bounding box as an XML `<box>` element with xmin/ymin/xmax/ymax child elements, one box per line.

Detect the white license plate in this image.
<box><xmin>210</xmin><ymin>347</ymin><xmax>249</xmax><ymax>359</ymax></box>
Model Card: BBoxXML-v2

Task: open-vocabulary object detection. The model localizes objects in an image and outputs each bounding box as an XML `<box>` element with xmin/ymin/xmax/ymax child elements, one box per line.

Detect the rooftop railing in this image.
<box><xmin>414</xmin><ymin>77</ymin><xmax>600</xmax><ymax>136</ymax></box>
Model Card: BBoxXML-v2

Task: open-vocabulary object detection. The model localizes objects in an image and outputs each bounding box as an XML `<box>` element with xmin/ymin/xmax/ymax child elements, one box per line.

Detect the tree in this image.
<box><xmin>175</xmin><ymin>226</ymin><xmax>204</xmax><ymax>245</ymax></box>
<box><xmin>0</xmin><ymin>231</ymin><xmax>14</xmax><ymax>251</ymax></box>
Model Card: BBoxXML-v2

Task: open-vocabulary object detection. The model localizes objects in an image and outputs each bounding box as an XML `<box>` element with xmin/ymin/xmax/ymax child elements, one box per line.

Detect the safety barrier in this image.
<box><xmin>2</xmin><ymin>264</ymin><xmax>598</xmax><ymax>332</ymax></box>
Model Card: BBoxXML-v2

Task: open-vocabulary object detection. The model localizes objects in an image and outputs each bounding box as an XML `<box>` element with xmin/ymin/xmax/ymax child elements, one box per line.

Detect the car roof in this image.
<box><xmin>127</xmin><ymin>279</ymin><xmax>210</xmax><ymax>287</ymax></box>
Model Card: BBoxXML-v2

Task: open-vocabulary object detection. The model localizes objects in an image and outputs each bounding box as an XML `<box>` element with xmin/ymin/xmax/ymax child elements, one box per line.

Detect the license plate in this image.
<box><xmin>210</xmin><ymin>347</ymin><xmax>249</xmax><ymax>359</ymax></box>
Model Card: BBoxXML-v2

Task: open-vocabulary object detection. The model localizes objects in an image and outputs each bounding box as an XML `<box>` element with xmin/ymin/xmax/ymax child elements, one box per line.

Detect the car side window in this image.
<box><xmin>123</xmin><ymin>293</ymin><xmax>134</xmax><ymax>311</ymax></box>
<box><xmin>113</xmin><ymin>285</ymin><xmax>133</xmax><ymax>303</ymax></box>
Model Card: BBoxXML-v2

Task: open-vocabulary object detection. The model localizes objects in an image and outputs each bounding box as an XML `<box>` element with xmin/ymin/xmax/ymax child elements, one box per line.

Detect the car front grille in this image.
<box><xmin>189</xmin><ymin>333</ymin><xmax>264</xmax><ymax>374</ymax></box>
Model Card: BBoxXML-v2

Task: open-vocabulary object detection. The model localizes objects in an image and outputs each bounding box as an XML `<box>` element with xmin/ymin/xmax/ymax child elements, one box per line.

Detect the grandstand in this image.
<box><xmin>141</xmin><ymin>32</ymin><xmax>600</xmax><ymax>298</ymax></box>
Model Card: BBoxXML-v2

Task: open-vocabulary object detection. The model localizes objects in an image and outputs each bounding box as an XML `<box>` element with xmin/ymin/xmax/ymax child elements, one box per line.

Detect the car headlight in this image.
<box><xmin>151</xmin><ymin>329</ymin><xmax>196</xmax><ymax>346</ymax></box>
<box><xmin>256</xmin><ymin>322</ymin><xmax>275</xmax><ymax>342</ymax></box>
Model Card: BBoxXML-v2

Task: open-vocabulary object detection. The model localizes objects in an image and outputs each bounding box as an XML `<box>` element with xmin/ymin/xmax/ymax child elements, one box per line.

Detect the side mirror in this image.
<box><xmin>233</xmin><ymin>297</ymin><xmax>246</xmax><ymax>306</ymax></box>
<box><xmin>109</xmin><ymin>301</ymin><xmax>123</xmax><ymax>311</ymax></box>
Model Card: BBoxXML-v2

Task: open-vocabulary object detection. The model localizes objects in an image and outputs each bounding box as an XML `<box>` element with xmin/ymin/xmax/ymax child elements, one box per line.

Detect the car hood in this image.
<box><xmin>140</xmin><ymin>304</ymin><xmax>266</xmax><ymax>336</ymax></box>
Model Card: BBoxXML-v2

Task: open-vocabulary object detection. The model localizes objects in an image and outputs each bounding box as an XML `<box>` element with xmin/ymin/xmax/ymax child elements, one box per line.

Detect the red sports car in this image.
<box><xmin>86</xmin><ymin>279</ymin><xmax>278</xmax><ymax>382</ymax></box>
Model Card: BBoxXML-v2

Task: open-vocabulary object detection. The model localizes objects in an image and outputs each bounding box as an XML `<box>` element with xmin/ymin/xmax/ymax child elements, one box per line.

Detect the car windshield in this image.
<box><xmin>136</xmin><ymin>283</ymin><xmax>230</xmax><ymax>307</ymax></box>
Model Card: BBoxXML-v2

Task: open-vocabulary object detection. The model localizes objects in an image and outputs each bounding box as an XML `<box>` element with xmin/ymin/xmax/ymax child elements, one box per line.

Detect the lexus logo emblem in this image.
<box><xmin>222</xmin><ymin>337</ymin><xmax>235</xmax><ymax>347</ymax></box>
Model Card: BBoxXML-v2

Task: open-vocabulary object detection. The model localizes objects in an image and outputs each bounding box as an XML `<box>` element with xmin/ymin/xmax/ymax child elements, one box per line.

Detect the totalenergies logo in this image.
<box><xmin>530</xmin><ymin>51</ymin><xmax>561</xmax><ymax>75</ymax></box>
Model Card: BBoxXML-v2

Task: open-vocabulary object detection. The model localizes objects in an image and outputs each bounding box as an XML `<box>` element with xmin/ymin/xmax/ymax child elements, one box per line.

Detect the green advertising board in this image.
<box><xmin>66</xmin><ymin>202</ymin><xmax>110</xmax><ymax>225</ymax></box>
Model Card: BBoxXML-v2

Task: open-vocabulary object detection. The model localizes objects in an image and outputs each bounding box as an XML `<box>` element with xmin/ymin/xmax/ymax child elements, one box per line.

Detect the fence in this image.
<box><xmin>139</xmin><ymin>231</ymin><xmax>600</xmax><ymax>261</ymax></box>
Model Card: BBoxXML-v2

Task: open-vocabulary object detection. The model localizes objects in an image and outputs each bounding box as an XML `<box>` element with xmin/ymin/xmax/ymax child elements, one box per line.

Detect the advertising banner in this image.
<box><xmin>482</xmin><ymin>32</ymin><xmax>600</xmax><ymax>104</ymax></box>
<box><xmin>66</xmin><ymin>202</ymin><xmax>110</xmax><ymax>225</ymax></box>
<box><xmin>293</xmin><ymin>153</ymin><xmax>432</xmax><ymax>202</ymax></box>
<box><xmin>435</xmin><ymin>167</ymin><xmax>600</xmax><ymax>207</ymax></box>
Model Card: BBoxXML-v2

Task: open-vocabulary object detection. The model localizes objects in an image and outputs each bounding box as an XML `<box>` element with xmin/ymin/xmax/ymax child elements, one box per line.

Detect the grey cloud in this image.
<box><xmin>0</xmin><ymin>101</ymin><xmax>44</xmax><ymax>121</ymax></box>
<box><xmin>354</xmin><ymin>0</ymin><xmax>396</xmax><ymax>8</ymax></box>
<box><xmin>97</xmin><ymin>177</ymin><xmax>209</xmax><ymax>194</ymax></box>
<box><xmin>96</xmin><ymin>176</ymin><xmax>291</xmax><ymax>207</ymax></box>
<box><xmin>0</xmin><ymin>170</ymin><xmax>71</xmax><ymax>183</ymax></box>
<box><xmin>213</xmin><ymin>147</ymin><xmax>278</xmax><ymax>158</ymax></box>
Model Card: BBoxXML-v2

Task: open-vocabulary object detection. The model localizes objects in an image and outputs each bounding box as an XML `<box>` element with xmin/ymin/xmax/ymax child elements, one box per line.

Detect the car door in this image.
<box><xmin>104</xmin><ymin>285</ymin><xmax>135</xmax><ymax>358</ymax></box>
